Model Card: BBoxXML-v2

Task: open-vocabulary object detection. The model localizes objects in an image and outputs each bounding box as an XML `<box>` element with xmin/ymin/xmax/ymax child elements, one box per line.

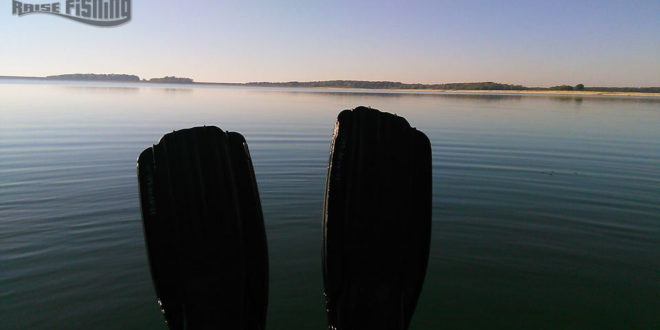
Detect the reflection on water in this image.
<box><xmin>61</xmin><ymin>86</ymin><xmax>141</xmax><ymax>94</ymax></box>
<box><xmin>161</xmin><ymin>88</ymin><xmax>194</xmax><ymax>94</ymax></box>
<box><xmin>1</xmin><ymin>80</ymin><xmax>659</xmax><ymax>329</ymax></box>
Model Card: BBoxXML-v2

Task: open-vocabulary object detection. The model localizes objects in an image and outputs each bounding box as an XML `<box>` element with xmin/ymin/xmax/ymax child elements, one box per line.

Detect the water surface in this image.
<box><xmin>1</xmin><ymin>81</ymin><xmax>659</xmax><ymax>329</ymax></box>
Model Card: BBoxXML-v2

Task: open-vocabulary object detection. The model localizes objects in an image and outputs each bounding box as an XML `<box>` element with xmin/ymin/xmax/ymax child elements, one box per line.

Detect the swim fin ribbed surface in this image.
<box><xmin>137</xmin><ymin>126</ymin><xmax>268</xmax><ymax>330</ymax></box>
<box><xmin>323</xmin><ymin>107</ymin><xmax>432</xmax><ymax>330</ymax></box>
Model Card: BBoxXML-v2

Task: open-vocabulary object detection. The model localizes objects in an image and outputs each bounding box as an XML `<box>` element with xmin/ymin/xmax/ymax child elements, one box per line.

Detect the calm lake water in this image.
<box><xmin>1</xmin><ymin>81</ymin><xmax>659</xmax><ymax>329</ymax></box>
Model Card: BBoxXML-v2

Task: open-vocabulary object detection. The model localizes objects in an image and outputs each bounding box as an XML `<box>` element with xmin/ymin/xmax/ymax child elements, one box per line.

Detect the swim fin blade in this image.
<box><xmin>322</xmin><ymin>107</ymin><xmax>432</xmax><ymax>330</ymax></box>
<box><xmin>137</xmin><ymin>126</ymin><xmax>268</xmax><ymax>330</ymax></box>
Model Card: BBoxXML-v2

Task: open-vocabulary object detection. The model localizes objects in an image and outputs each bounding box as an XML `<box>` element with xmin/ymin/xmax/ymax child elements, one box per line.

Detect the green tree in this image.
<box><xmin>575</xmin><ymin>84</ymin><xmax>585</xmax><ymax>91</ymax></box>
<box><xmin>550</xmin><ymin>85</ymin><xmax>574</xmax><ymax>91</ymax></box>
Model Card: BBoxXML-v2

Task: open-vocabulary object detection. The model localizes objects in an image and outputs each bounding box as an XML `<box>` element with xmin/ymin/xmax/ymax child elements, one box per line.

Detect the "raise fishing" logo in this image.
<box><xmin>12</xmin><ymin>0</ymin><xmax>131</xmax><ymax>27</ymax></box>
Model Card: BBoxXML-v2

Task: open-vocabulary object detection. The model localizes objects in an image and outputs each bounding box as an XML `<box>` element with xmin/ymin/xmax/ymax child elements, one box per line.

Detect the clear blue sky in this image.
<box><xmin>1</xmin><ymin>0</ymin><xmax>658</xmax><ymax>86</ymax></box>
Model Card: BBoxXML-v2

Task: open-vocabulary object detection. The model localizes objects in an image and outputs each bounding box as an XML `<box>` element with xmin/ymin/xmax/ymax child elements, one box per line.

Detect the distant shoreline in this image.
<box><xmin>340</xmin><ymin>88</ymin><xmax>660</xmax><ymax>97</ymax></box>
<box><xmin>1</xmin><ymin>75</ymin><xmax>658</xmax><ymax>97</ymax></box>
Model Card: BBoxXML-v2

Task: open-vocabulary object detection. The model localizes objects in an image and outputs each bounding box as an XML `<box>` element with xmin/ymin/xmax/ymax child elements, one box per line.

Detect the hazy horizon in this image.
<box><xmin>3</xmin><ymin>73</ymin><xmax>659</xmax><ymax>88</ymax></box>
<box><xmin>1</xmin><ymin>0</ymin><xmax>658</xmax><ymax>87</ymax></box>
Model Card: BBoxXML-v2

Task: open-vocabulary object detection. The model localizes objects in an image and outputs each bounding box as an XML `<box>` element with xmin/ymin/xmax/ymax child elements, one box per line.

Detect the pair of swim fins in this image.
<box><xmin>137</xmin><ymin>106</ymin><xmax>431</xmax><ymax>330</ymax></box>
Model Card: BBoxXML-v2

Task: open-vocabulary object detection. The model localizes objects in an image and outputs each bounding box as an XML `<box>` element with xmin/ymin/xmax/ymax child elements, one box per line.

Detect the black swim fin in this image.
<box><xmin>137</xmin><ymin>126</ymin><xmax>268</xmax><ymax>330</ymax></box>
<box><xmin>322</xmin><ymin>107</ymin><xmax>432</xmax><ymax>330</ymax></box>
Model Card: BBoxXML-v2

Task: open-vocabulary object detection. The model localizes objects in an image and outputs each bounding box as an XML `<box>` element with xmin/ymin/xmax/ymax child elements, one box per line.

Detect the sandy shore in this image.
<box><xmin>2</xmin><ymin>77</ymin><xmax>657</xmax><ymax>97</ymax></box>
<box><xmin>431</xmin><ymin>89</ymin><xmax>660</xmax><ymax>97</ymax></box>
<box><xmin>314</xmin><ymin>87</ymin><xmax>660</xmax><ymax>97</ymax></box>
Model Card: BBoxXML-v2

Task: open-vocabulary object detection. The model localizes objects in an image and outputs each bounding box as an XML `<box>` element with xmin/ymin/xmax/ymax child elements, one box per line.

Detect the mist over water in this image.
<box><xmin>1</xmin><ymin>81</ymin><xmax>659</xmax><ymax>329</ymax></box>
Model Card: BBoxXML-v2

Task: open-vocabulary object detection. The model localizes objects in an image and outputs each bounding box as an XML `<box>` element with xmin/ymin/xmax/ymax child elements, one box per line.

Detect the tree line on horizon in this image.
<box><xmin>7</xmin><ymin>74</ymin><xmax>658</xmax><ymax>92</ymax></box>
<box><xmin>245</xmin><ymin>80</ymin><xmax>528</xmax><ymax>90</ymax></box>
<box><xmin>46</xmin><ymin>74</ymin><xmax>140</xmax><ymax>82</ymax></box>
<box><xmin>547</xmin><ymin>83</ymin><xmax>660</xmax><ymax>93</ymax></box>
<box><xmin>246</xmin><ymin>81</ymin><xmax>660</xmax><ymax>93</ymax></box>
<box><xmin>44</xmin><ymin>74</ymin><xmax>194</xmax><ymax>84</ymax></box>
<box><xmin>550</xmin><ymin>84</ymin><xmax>585</xmax><ymax>91</ymax></box>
